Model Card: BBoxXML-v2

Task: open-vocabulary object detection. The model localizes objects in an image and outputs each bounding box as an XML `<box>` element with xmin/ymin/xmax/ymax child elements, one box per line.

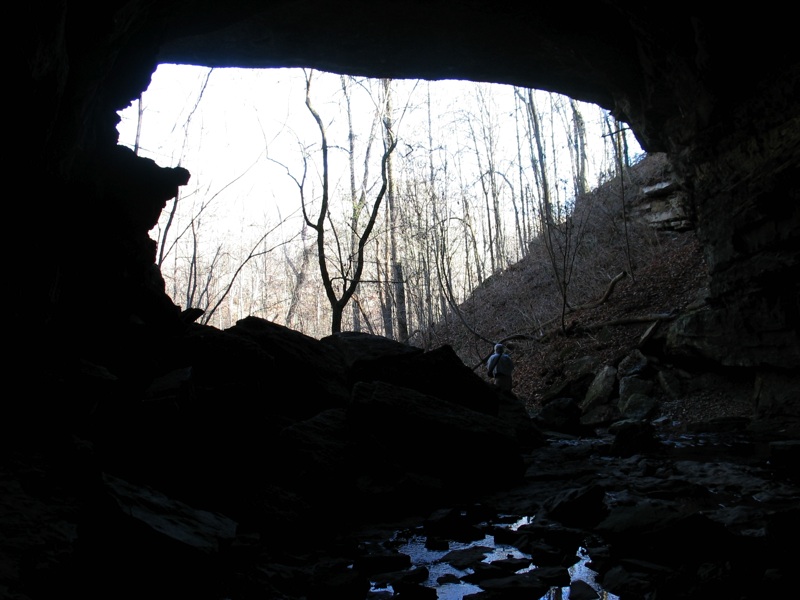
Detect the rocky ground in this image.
<box><xmin>521</xmin><ymin>232</ymin><xmax>756</xmax><ymax>427</ymax></box>
<box><xmin>309</xmin><ymin>417</ymin><xmax>798</xmax><ymax>600</ymax></box>
<box><xmin>327</xmin><ymin>156</ymin><xmax>798</xmax><ymax>599</ymax></box>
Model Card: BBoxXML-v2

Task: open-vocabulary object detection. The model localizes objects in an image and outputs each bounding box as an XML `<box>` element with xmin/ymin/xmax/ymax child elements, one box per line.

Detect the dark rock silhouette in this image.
<box><xmin>9</xmin><ymin>3</ymin><xmax>799</xmax><ymax>599</ymax></box>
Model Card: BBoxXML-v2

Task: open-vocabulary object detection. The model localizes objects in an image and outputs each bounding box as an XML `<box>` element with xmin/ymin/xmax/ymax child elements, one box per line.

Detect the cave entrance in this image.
<box><xmin>117</xmin><ymin>64</ymin><xmax>642</xmax><ymax>338</ymax></box>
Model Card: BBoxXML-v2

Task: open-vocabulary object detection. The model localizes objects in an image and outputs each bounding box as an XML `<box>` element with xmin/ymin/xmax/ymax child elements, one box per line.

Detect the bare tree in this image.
<box><xmin>156</xmin><ymin>69</ymin><xmax>214</xmax><ymax>266</ymax></box>
<box><xmin>342</xmin><ymin>75</ymin><xmax>363</xmax><ymax>331</ymax></box>
<box><xmin>568</xmin><ymin>98</ymin><xmax>589</xmax><ymax>198</ymax></box>
<box><xmin>377</xmin><ymin>239</ymin><xmax>394</xmax><ymax>339</ymax></box>
<box><xmin>383</xmin><ymin>79</ymin><xmax>409</xmax><ymax>342</ymax></box>
<box><xmin>603</xmin><ymin>112</ymin><xmax>636</xmax><ymax>282</ymax></box>
<box><xmin>517</xmin><ymin>89</ymin><xmax>562</xmax><ymax>287</ymax></box>
<box><xmin>517</xmin><ymin>88</ymin><xmax>585</xmax><ymax>333</ymax></box>
<box><xmin>283</xmin><ymin>222</ymin><xmax>313</xmax><ymax>328</ymax></box>
<box><xmin>302</xmin><ymin>70</ymin><xmax>397</xmax><ymax>334</ymax></box>
<box><xmin>463</xmin><ymin>85</ymin><xmax>508</xmax><ymax>274</ymax></box>
<box><xmin>200</xmin><ymin>221</ymin><xmax>298</xmax><ymax>325</ymax></box>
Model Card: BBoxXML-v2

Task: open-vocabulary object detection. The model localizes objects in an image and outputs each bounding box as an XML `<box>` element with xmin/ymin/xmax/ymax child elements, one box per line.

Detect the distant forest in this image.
<box><xmin>118</xmin><ymin>66</ymin><xmax>642</xmax><ymax>338</ymax></box>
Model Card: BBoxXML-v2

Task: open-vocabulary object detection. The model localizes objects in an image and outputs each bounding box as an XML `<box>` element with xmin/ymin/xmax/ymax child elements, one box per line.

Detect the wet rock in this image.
<box><xmin>768</xmin><ymin>439</ymin><xmax>800</xmax><ymax>468</ymax></box>
<box><xmin>601</xmin><ymin>563</ymin><xmax>665</xmax><ymax>598</ymax></box>
<box><xmin>569</xmin><ymin>579</ymin><xmax>600</xmax><ymax>599</ymax></box>
<box><xmin>423</xmin><ymin>507</ymin><xmax>487</xmax><ymax>543</ymax></box>
<box><xmin>471</xmin><ymin>571</ymin><xmax>551</xmax><ymax>598</ymax></box>
<box><xmin>533</xmin><ymin>397</ymin><xmax>584</xmax><ymax>435</ymax></box>
<box><xmin>390</xmin><ymin>580</ymin><xmax>437</xmax><ymax>598</ymax></box>
<box><xmin>349</xmin><ymin>380</ymin><xmax>526</xmax><ymax>491</ymax></box>
<box><xmin>308</xmin><ymin>563</ymin><xmax>371</xmax><ymax>600</ymax></box>
<box><xmin>370</xmin><ymin>566</ymin><xmax>430</xmax><ymax>588</ymax></box>
<box><xmin>440</xmin><ymin>546</ymin><xmax>495</xmax><ymax>570</ymax></box>
<box><xmin>608</xmin><ymin>420</ymin><xmax>663</xmax><ymax>456</ymax></box>
<box><xmin>540</xmin><ymin>484</ymin><xmax>609</xmax><ymax>528</ymax></box>
<box><xmin>353</xmin><ymin>551</ymin><xmax>412</xmax><ymax>576</ymax></box>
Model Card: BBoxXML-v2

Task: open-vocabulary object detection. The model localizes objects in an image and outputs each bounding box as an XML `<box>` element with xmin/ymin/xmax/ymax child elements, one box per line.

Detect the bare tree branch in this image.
<box><xmin>202</xmin><ymin>222</ymin><xmax>301</xmax><ymax>324</ymax></box>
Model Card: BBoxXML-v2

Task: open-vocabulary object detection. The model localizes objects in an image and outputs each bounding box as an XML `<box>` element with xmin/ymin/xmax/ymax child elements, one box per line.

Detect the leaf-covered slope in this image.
<box><xmin>428</xmin><ymin>153</ymin><xmax>712</xmax><ymax>411</ymax></box>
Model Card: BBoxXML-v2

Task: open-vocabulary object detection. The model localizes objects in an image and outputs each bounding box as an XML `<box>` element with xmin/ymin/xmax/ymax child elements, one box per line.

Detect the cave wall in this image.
<box><xmin>19</xmin><ymin>2</ymin><xmax>799</xmax><ymax>410</ymax></box>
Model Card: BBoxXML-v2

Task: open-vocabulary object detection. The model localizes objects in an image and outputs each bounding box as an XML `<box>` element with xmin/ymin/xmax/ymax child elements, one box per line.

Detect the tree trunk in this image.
<box><xmin>381</xmin><ymin>79</ymin><xmax>409</xmax><ymax>342</ymax></box>
<box><xmin>285</xmin><ymin>225</ymin><xmax>311</xmax><ymax>328</ymax></box>
<box><xmin>377</xmin><ymin>246</ymin><xmax>394</xmax><ymax>339</ymax></box>
<box><xmin>393</xmin><ymin>261</ymin><xmax>408</xmax><ymax>341</ymax></box>
<box><xmin>570</xmin><ymin>98</ymin><xmax>588</xmax><ymax>197</ymax></box>
<box><xmin>342</xmin><ymin>75</ymin><xmax>363</xmax><ymax>332</ymax></box>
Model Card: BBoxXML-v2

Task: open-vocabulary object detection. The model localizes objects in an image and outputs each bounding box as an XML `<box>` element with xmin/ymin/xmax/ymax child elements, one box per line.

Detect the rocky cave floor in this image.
<box><xmin>4</xmin><ymin>342</ymin><xmax>796</xmax><ymax>600</ymax></box>
<box><xmin>228</xmin><ymin>231</ymin><xmax>799</xmax><ymax>599</ymax></box>
<box><xmin>248</xmin><ymin>418</ymin><xmax>799</xmax><ymax>600</ymax></box>
<box><xmin>4</xmin><ymin>228</ymin><xmax>796</xmax><ymax>599</ymax></box>
<box><xmin>268</xmin><ymin>231</ymin><xmax>798</xmax><ymax>599</ymax></box>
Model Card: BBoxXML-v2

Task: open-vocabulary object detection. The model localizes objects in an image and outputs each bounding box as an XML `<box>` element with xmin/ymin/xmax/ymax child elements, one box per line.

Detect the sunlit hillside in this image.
<box><xmin>427</xmin><ymin>152</ymin><xmax>710</xmax><ymax>409</ymax></box>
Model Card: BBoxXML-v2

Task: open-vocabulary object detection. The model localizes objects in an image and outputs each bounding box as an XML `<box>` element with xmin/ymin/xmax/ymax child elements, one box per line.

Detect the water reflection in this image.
<box><xmin>374</xmin><ymin>518</ymin><xmax>620</xmax><ymax>600</ymax></box>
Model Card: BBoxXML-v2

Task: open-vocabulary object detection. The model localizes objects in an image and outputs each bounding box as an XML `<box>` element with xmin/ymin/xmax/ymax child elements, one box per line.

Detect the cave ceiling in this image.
<box><xmin>139</xmin><ymin>3</ymin><xmax>793</xmax><ymax>160</ymax></box>
<box><xmin>145</xmin><ymin>1</ymin><xmax>714</xmax><ymax>154</ymax></box>
<box><xmin>155</xmin><ymin>2</ymin><xmax>637</xmax><ymax>108</ymax></box>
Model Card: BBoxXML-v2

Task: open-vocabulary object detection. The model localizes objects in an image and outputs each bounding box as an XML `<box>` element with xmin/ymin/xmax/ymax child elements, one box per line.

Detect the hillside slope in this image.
<box><xmin>429</xmin><ymin>153</ymin><xmax>752</xmax><ymax>424</ymax></box>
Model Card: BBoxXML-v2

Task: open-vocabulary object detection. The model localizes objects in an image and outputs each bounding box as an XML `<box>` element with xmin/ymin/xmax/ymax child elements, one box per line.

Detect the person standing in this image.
<box><xmin>487</xmin><ymin>343</ymin><xmax>514</xmax><ymax>391</ymax></box>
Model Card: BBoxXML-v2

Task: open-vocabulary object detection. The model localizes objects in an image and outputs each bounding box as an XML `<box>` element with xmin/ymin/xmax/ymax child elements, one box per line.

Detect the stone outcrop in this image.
<box><xmin>3</xmin><ymin>318</ymin><xmax>537</xmax><ymax>598</ymax></box>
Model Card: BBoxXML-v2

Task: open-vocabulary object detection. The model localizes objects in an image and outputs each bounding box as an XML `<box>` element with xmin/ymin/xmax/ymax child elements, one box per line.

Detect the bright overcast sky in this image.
<box><xmin>116</xmin><ymin>64</ymin><xmax>641</xmax><ymax>245</ymax></box>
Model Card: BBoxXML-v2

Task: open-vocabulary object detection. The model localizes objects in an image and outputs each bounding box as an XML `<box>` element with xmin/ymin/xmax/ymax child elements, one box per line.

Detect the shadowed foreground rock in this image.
<box><xmin>3</xmin><ymin>316</ymin><xmax>797</xmax><ymax>599</ymax></box>
<box><xmin>1</xmin><ymin>319</ymin><xmax>537</xmax><ymax>599</ymax></box>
